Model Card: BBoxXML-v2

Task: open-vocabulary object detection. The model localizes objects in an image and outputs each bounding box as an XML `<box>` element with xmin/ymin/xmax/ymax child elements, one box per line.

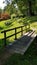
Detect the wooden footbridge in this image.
<box><xmin>1</xmin><ymin>25</ymin><xmax>36</xmax><ymax>54</ymax></box>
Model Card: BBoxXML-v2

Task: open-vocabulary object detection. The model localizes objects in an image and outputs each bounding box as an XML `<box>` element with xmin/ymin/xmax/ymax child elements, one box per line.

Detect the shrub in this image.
<box><xmin>5</xmin><ymin>20</ymin><xmax>12</xmax><ymax>26</ymax></box>
<box><xmin>11</xmin><ymin>14</ymin><xmax>17</xmax><ymax>19</ymax></box>
<box><xmin>1</xmin><ymin>13</ymin><xmax>11</xmax><ymax>20</ymax></box>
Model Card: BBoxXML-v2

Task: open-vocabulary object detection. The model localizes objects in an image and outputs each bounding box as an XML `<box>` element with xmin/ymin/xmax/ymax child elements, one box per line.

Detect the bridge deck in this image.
<box><xmin>6</xmin><ymin>31</ymin><xmax>36</xmax><ymax>55</ymax></box>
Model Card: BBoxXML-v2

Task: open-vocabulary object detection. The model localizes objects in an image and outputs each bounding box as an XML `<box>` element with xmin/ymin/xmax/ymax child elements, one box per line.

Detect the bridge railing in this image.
<box><xmin>1</xmin><ymin>25</ymin><xmax>27</xmax><ymax>46</ymax></box>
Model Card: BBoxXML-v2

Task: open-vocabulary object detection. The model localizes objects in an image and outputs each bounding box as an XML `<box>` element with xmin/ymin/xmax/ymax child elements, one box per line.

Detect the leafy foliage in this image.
<box><xmin>5</xmin><ymin>21</ymin><xmax>12</xmax><ymax>26</ymax></box>
<box><xmin>3</xmin><ymin>0</ymin><xmax>37</xmax><ymax>16</ymax></box>
<box><xmin>0</xmin><ymin>13</ymin><xmax>11</xmax><ymax>20</ymax></box>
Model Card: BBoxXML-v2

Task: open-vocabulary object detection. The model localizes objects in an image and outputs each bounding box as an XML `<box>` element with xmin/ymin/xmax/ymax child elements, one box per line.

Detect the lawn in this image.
<box><xmin>0</xmin><ymin>16</ymin><xmax>37</xmax><ymax>47</ymax></box>
<box><xmin>2</xmin><ymin>37</ymin><xmax>37</xmax><ymax>65</ymax></box>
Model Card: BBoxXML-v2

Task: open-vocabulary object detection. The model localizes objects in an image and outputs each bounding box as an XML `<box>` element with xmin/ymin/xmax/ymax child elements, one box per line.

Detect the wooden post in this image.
<box><xmin>25</xmin><ymin>25</ymin><xmax>27</xmax><ymax>32</ymax></box>
<box><xmin>21</xmin><ymin>26</ymin><xmax>23</xmax><ymax>36</ymax></box>
<box><xmin>4</xmin><ymin>31</ymin><xmax>6</xmax><ymax>46</ymax></box>
<box><xmin>36</xmin><ymin>36</ymin><xmax>37</xmax><ymax>43</ymax></box>
<box><xmin>15</xmin><ymin>28</ymin><xmax>17</xmax><ymax>40</ymax></box>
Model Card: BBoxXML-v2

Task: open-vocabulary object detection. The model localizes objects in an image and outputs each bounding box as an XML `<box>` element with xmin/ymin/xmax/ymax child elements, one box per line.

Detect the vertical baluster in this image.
<box><xmin>21</xmin><ymin>26</ymin><xmax>23</xmax><ymax>36</ymax></box>
<box><xmin>4</xmin><ymin>31</ymin><xmax>6</xmax><ymax>46</ymax></box>
<box><xmin>15</xmin><ymin>28</ymin><xmax>17</xmax><ymax>40</ymax></box>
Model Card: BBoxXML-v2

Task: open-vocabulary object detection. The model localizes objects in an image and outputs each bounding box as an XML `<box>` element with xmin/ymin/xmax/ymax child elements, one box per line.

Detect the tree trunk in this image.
<box><xmin>28</xmin><ymin>0</ymin><xmax>34</xmax><ymax>16</ymax></box>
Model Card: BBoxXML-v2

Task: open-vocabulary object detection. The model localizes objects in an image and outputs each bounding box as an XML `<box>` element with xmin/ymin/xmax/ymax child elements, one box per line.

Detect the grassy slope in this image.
<box><xmin>0</xmin><ymin>18</ymin><xmax>23</xmax><ymax>39</ymax></box>
<box><xmin>0</xmin><ymin>16</ymin><xmax>37</xmax><ymax>38</ymax></box>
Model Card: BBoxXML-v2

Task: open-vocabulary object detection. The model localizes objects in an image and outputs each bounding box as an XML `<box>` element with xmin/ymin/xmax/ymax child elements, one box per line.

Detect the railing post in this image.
<box><xmin>15</xmin><ymin>28</ymin><xmax>17</xmax><ymax>40</ymax></box>
<box><xmin>4</xmin><ymin>31</ymin><xmax>6</xmax><ymax>46</ymax></box>
<box><xmin>21</xmin><ymin>26</ymin><xmax>23</xmax><ymax>36</ymax></box>
<box><xmin>35</xmin><ymin>36</ymin><xmax>37</xmax><ymax>43</ymax></box>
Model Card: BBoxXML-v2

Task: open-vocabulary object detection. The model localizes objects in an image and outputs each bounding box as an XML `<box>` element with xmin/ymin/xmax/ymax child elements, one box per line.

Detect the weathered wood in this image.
<box><xmin>1</xmin><ymin>26</ymin><xmax>24</xmax><ymax>33</ymax></box>
<box><xmin>1</xmin><ymin>25</ymin><xmax>25</xmax><ymax>46</ymax></box>
<box><xmin>35</xmin><ymin>36</ymin><xmax>37</xmax><ymax>43</ymax></box>
<box><xmin>4</xmin><ymin>32</ymin><xmax>6</xmax><ymax>46</ymax></box>
<box><xmin>21</xmin><ymin>26</ymin><xmax>23</xmax><ymax>36</ymax></box>
<box><xmin>15</xmin><ymin>28</ymin><xmax>17</xmax><ymax>40</ymax></box>
<box><xmin>2</xmin><ymin>30</ymin><xmax>25</xmax><ymax>39</ymax></box>
<box><xmin>6</xmin><ymin>31</ymin><xmax>36</xmax><ymax>55</ymax></box>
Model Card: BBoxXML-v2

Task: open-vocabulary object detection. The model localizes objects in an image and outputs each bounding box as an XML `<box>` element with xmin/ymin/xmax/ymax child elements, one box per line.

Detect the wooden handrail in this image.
<box><xmin>1</xmin><ymin>26</ymin><xmax>24</xmax><ymax>33</ymax></box>
<box><xmin>1</xmin><ymin>25</ymin><xmax>25</xmax><ymax>46</ymax></box>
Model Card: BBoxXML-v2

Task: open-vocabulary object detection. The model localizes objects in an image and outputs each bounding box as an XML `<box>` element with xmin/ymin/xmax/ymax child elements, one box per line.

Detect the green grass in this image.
<box><xmin>0</xmin><ymin>18</ymin><xmax>23</xmax><ymax>39</ymax></box>
<box><xmin>0</xmin><ymin>16</ymin><xmax>37</xmax><ymax>47</ymax></box>
<box><xmin>2</xmin><ymin>38</ymin><xmax>37</xmax><ymax>65</ymax></box>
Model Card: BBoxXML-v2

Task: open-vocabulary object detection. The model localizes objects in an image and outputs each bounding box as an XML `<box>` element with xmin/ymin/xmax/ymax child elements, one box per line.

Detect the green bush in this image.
<box><xmin>5</xmin><ymin>20</ymin><xmax>12</xmax><ymax>26</ymax></box>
